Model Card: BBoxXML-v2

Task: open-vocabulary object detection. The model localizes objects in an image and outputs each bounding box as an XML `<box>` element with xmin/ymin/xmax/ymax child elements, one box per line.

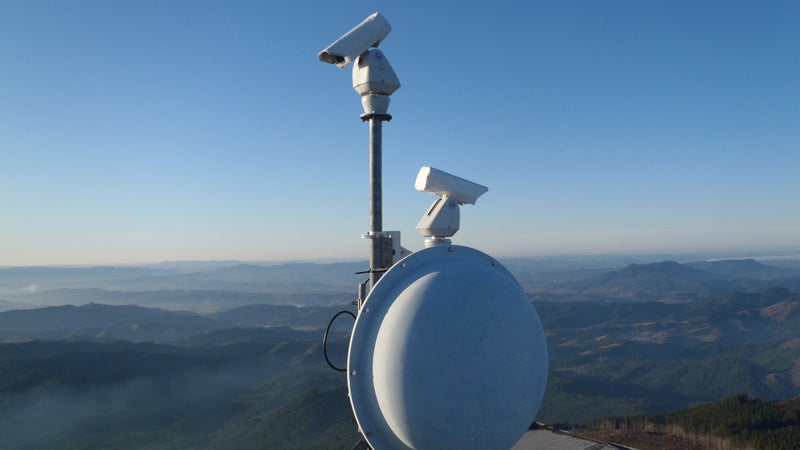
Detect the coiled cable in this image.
<box><xmin>323</xmin><ymin>310</ymin><xmax>356</xmax><ymax>372</ymax></box>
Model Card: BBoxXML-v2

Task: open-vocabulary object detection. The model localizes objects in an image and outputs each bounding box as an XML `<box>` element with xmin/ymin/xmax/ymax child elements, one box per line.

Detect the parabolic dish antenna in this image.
<box><xmin>347</xmin><ymin>245</ymin><xmax>548</xmax><ymax>450</ymax></box>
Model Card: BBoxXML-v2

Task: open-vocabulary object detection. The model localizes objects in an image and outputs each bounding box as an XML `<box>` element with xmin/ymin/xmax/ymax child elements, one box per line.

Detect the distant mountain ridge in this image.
<box><xmin>0</xmin><ymin>302</ymin><xmax>352</xmax><ymax>343</ymax></box>
<box><xmin>213</xmin><ymin>303</ymin><xmax>352</xmax><ymax>329</ymax></box>
<box><xmin>9</xmin><ymin>287</ymin><xmax>352</xmax><ymax>312</ymax></box>
<box><xmin>0</xmin><ymin>261</ymin><xmax>367</xmax><ymax>297</ymax></box>
<box><xmin>3</xmin><ymin>257</ymin><xmax>799</xmax><ymax>307</ymax></box>
<box><xmin>687</xmin><ymin>258</ymin><xmax>798</xmax><ymax>279</ymax></box>
<box><xmin>0</xmin><ymin>303</ymin><xmax>228</xmax><ymax>342</ymax></box>
<box><xmin>535</xmin><ymin>259</ymin><xmax>800</xmax><ymax>303</ymax></box>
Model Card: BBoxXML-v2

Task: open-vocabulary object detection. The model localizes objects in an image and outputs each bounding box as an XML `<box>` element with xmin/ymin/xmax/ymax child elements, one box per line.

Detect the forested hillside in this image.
<box><xmin>585</xmin><ymin>395</ymin><xmax>800</xmax><ymax>450</ymax></box>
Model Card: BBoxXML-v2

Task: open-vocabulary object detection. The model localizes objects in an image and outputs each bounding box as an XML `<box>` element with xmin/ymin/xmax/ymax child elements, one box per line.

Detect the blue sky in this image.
<box><xmin>1</xmin><ymin>1</ymin><xmax>798</xmax><ymax>265</ymax></box>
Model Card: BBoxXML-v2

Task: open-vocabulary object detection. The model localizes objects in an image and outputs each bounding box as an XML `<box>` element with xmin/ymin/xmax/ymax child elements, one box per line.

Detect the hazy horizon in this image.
<box><xmin>3</xmin><ymin>248</ymin><xmax>800</xmax><ymax>269</ymax></box>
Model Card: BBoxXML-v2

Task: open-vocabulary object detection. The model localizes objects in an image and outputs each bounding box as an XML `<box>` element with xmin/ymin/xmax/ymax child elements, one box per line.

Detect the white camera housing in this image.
<box><xmin>318</xmin><ymin>12</ymin><xmax>392</xmax><ymax>69</ymax></box>
<box><xmin>415</xmin><ymin>167</ymin><xmax>488</xmax><ymax>245</ymax></box>
<box><xmin>415</xmin><ymin>166</ymin><xmax>488</xmax><ymax>205</ymax></box>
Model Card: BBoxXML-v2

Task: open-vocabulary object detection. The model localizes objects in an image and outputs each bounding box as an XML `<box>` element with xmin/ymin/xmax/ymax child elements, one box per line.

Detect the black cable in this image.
<box><xmin>323</xmin><ymin>310</ymin><xmax>356</xmax><ymax>372</ymax></box>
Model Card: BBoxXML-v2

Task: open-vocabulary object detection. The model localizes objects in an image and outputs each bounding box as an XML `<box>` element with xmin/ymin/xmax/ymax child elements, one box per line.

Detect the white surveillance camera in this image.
<box><xmin>415</xmin><ymin>167</ymin><xmax>488</xmax><ymax>245</ymax></box>
<box><xmin>415</xmin><ymin>166</ymin><xmax>488</xmax><ymax>205</ymax></box>
<box><xmin>318</xmin><ymin>12</ymin><xmax>392</xmax><ymax>69</ymax></box>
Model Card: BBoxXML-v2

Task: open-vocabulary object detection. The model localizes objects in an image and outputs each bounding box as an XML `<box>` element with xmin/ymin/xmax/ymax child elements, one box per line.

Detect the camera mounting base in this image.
<box><xmin>360</xmin><ymin>113</ymin><xmax>392</xmax><ymax>121</ymax></box>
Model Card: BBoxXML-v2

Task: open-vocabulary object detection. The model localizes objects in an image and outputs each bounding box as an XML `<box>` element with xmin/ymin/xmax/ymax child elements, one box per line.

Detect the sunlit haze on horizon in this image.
<box><xmin>2</xmin><ymin>1</ymin><xmax>798</xmax><ymax>266</ymax></box>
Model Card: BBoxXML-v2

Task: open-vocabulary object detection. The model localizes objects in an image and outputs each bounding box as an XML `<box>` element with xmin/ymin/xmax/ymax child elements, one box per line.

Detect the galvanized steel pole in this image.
<box><xmin>360</xmin><ymin>102</ymin><xmax>392</xmax><ymax>301</ymax></box>
<box><xmin>369</xmin><ymin>118</ymin><xmax>383</xmax><ymax>289</ymax></box>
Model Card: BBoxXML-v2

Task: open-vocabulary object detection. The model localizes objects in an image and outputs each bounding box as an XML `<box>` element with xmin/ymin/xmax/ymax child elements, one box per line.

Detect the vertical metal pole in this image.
<box><xmin>369</xmin><ymin>118</ymin><xmax>383</xmax><ymax>290</ymax></box>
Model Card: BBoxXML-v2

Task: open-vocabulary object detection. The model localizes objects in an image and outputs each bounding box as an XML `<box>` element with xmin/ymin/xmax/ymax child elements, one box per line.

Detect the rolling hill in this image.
<box><xmin>1</xmin><ymin>256</ymin><xmax>800</xmax><ymax>448</ymax></box>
